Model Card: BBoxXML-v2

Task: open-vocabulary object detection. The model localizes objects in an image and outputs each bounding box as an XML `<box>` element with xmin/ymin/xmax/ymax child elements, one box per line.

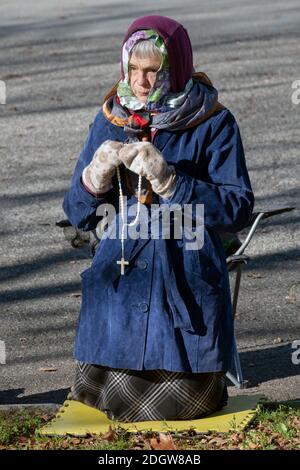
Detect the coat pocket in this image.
<box><xmin>184</xmin><ymin>247</ymin><xmax>224</xmax><ymax>292</ymax></box>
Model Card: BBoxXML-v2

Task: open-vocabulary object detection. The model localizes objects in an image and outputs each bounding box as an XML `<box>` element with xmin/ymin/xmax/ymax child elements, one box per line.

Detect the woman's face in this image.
<box><xmin>128</xmin><ymin>52</ymin><xmax>161</xmax><ymax>103</ymax></box>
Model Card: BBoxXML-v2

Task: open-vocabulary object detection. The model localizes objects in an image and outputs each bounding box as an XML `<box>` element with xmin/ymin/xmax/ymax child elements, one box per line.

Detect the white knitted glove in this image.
<box><xmin>82</xmin><ymin>140</ymin><xmax>124</xmax><ymax>194</ymax></box>
<box><xmin>118</xmin><ymin>142</ymin><xmax>177</xmax><ymax>199</ymax></box>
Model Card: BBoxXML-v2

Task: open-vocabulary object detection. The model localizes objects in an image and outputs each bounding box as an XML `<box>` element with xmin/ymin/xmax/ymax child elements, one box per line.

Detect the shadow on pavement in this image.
<box><xmin>239</xmin><ymin>343</ymin><xmax>299</xmax><ymax>387</ymax></box>
<box><xmin>0</xmin><ymin>387</ymin><xmax>70</xmax><ymax>405</ymax></box>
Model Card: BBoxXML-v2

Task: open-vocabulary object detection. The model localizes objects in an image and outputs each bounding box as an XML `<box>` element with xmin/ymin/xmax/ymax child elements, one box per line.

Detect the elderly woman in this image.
<box><xmin>62</xmin><ymin>15</ymin><xmax>254</xmax><ymax>422</ymax></box>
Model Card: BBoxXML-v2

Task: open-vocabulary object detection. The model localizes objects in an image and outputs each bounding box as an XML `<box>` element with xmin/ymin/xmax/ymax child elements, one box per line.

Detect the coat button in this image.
<box><xmin>135</xmin><ymin>260</ymin><xmax>148</xmax><ymax>270</ymax></box>
<box><xmin>139</xmin><ymin>302</ymin><xmax>149</xmax><ymax>313</ymax></box>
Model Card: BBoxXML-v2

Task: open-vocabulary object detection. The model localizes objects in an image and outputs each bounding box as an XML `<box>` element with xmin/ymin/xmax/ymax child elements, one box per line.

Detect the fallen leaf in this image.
<box><xmin>61</xmin><ymin>440</ymin><xmax>69</xmax><ymax>449</ymax></box>
<box><xmin>247</xmin><ymin>272</ymin><xmax>264</xmax><ymax>279</ymax></box>
<box><xmin>230</xmin><ymin>433</ymin><xmax>244</xmax><ymax>444</ymax></box>
<box><xmin>1</xmin><ymin>73</ymin><xmax>31</xmax><ymax>81</ymax></box>
<box><xmin>207</xmin><ymin>436</ymin><xmax>228</xmax><ymax>447</ymax></box>
<box><xmin>248</xmin><ymin>441</ymin><xmax>259</xmax><ymax>449</ymax></box>
<box><xmin>69</xmin><ymin>293</ymin><xmax>81</xmax><ymax>298</ymax></box>
<box><xmin>257</xmin><ymin>424</ymin><xmax>271</xmax><ymax>433</ymax></box>
<box><xmin>289</xmin><ymin>416</ymin><xmax>300</xmax><ymax>430</ymax></box>
<box><xmin>70</xmin><ymin>438</ymin><xmax>81</xmax><ymax>446</ymax></box>
<box><xmin>132</xmin><ymin>437</ymin><xmax>146</xmax><ymax>448</ymax></box>
<box><xmin>39</xmin><ymin>441</ymin><xmax>51</xmax><ymax>450</ymax></box>
<box><xmin>273</xmin><ymin>337</ymin><xmax>283</xmax><ymax>344</ymax></box>
<box><xmin>150</xmin><ymin>433</ymin><xmax>177</xmax><ymax>450</ymax></box>
<box><xmin>40</xmin><ymin>413</ymin><xmax>52</xmax><ymax>422</ymax></box>
<box><xmin>285</xmin><ymin>295</ymin><xmax>297</xmax><ymax>304</ymax></box>
<box><xmin>102</xmin><ymin>426</ymin><xmax>118</xmax><ymax>442</ymax></box>
<box><xmin>38</xmin><ymin>367</ymin><xmax>58</xmax><ymax>372</ymax></box>
<box><xmin>276</xmin><ymin>437</ymin><xmax>289</xmax><ymax>449</ymax></box>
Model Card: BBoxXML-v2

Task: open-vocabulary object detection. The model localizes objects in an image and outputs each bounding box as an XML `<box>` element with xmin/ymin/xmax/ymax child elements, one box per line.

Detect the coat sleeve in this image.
<box><xmin>160</xmin><ymin>109</ymin><xmax>255</xmax><ymax>233</ymax></box>
<box><xmin>62</xmin><ymin>111</ymin><xmax>115</xmax><ymax>230</ymax></box>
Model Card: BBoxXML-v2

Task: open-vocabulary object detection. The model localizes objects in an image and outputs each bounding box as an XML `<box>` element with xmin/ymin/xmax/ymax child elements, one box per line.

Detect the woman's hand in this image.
<box><xmin>119</xmin><ymin>142</ymin><xmax>177</xmax><ymax>199</ymax></box>
<box><xmin>82</xmin><ymin>140</ymin><xmax>124</xmax><ymax>194</ymax></box>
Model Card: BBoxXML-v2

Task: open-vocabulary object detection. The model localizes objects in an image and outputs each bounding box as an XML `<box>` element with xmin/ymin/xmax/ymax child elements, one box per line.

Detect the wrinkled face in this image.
<box><xmin>128</xmin><ymin>52</ymin><xmax>162</xmax><ymax>103</ymax></box>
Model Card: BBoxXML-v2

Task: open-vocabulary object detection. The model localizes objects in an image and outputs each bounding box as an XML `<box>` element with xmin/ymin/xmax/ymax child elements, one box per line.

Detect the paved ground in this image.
<box><xmin>0</xmin><ymin>0</ymin><xmax>299</xmax><ymax>404</ymax></box>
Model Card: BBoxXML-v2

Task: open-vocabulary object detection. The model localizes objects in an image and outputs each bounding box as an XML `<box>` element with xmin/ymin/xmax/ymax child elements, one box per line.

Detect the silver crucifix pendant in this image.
<box><xmin>116</xmin><ymin>257</ymin><xmax>129</xmax><ymax>275</ymax></box>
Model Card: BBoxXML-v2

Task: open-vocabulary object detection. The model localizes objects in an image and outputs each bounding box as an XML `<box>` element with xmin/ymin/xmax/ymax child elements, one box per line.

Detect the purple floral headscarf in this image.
<box><xmin>117</xmin><ymin>29</ymin><xmax>171</xmax><ymax>111</ymax></box>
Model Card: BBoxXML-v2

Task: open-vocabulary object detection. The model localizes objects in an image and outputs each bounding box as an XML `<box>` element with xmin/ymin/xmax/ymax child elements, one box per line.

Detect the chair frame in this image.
<box><xmin>225</xmin><ymin>206</ymin><xmax>295</xmax><ymax>388</ymax></box>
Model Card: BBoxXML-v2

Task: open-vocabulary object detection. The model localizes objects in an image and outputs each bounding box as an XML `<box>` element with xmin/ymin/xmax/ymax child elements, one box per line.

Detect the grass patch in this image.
<box><xmin>0</xmin><ymin>401</ymin><xmax>299</xmax><ymax>450</ymax></box>
<box><xmin>0</xmin><ymin>409</ymin><xmax>45</xmax><ymax>447</ymax></box>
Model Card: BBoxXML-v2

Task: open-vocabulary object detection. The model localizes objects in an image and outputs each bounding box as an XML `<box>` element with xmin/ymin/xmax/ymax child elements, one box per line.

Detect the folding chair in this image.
<box><xmin>56</xmin><ymin>205</ymin><xmax>295</xmax><ymax>389</ymax></box>
<box><xmin>223</xmin><ymin>205</ymin><xmax>295</xmax><ymax>388</ymax></box>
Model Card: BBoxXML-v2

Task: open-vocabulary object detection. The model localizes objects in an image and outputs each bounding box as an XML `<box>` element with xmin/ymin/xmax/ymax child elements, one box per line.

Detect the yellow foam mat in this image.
<box><xmin>37</xmin><ymin>395</ymin><xmax>265</xmax><ymax>436</ymax></box>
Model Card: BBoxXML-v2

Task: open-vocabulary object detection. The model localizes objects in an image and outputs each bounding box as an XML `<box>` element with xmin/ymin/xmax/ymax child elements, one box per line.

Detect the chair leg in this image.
<box><xmin>226</xmin><ymin>336</ymin><xmax>248</xmax><ymax>389</ymax></box>
<box><xmin>232</xmin><ymin>265</ymin><xmax>242</xmax><ymax>320</ymax></box>
<box><xmin>226</xmin><ymin>265</ymin><xmax>248</xmax><ymax>388</ymax></box>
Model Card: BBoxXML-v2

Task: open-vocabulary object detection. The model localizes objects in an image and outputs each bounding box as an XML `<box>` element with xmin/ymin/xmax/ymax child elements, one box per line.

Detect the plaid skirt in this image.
<box><xmin>70</xmin><ymin>361</ymin><xmax>228</xmax><ymax>422</ymax></box>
